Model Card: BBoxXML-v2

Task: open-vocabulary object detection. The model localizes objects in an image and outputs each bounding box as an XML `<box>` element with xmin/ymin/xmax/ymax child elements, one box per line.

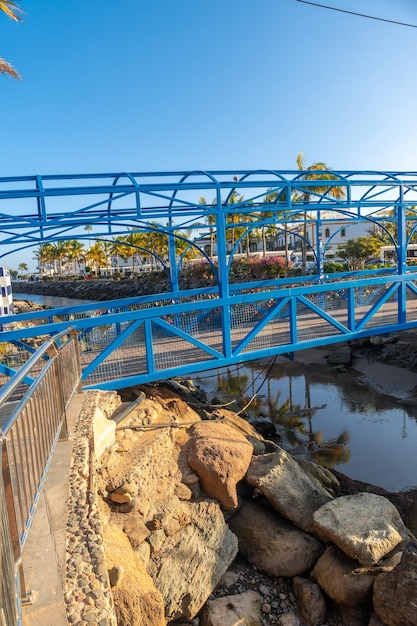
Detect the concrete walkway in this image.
<box><xmin>21</xmin><ymin>393</ymin><xmax>85</xmax><ymax>626</ymax></box>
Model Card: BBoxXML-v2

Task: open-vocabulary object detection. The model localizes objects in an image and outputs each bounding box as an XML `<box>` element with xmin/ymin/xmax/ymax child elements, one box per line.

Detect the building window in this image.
<box><xmin>325</xmin><ymin>228</ymin><xmax>330</xmax><ymax>238</ymax></box>
<box><xmin>341</xmin><ymin>229</ymin><xmax>346</xmax><ymax>237</ymax></box>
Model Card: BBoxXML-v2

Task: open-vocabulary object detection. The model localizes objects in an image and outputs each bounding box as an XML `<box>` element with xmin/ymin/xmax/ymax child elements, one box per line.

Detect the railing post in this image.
<box><xmin>46</xmin><ymin>343</ymin><xmax>68</xmax><ymax>441</ymax></box>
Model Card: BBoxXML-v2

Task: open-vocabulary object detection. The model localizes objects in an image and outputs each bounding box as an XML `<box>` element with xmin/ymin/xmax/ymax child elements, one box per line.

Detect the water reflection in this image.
<box><xmin>196</xmin><ymin>360</ymin><xmax>417</xmax><ymax>493</ymax></box>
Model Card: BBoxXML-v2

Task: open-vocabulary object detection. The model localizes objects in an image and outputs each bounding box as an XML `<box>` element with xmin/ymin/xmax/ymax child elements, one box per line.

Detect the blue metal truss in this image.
<box><xmin>1</xmin><ymin>169</ymin><xmax>417</xmax><ymax>389</ymax></box>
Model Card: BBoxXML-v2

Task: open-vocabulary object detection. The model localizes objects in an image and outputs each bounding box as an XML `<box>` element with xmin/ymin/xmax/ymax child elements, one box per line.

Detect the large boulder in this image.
<box><xmin>373</xmin><ymin>550</ymin><xmax>417</xmax><ymax>626</ymax></box>
<box><xmin>312</xmin><ymin>492</ymin><xmax>409</xmax><ymax>566</ymax></box>
<box><xmin>187</xmin><ymin>421</ymin><xmax>253</xmax><ymax>510</ymax></box>
<box><xmin>147</xmin><ymin>500</ymin><xmax>238</xmax><ymax>622</ymax></box>
<box><xmin>246</xmin><ymin>449</ymin><xmax>334</xmax><ymax>533</ymax></box>
<box><xmin>229</xmin><ymin>499</ymin><xmax>324</xmax><ymax>577</ymax></box>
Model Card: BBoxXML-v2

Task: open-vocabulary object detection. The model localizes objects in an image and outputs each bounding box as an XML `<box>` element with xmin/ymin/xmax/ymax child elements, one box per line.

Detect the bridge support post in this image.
<box><xmin>215</xmin><ymin>193</ymin><xmax>232</xmax><ymax>359</ymax></box>
<box><xmin>397</xmin><ymin>187</ymin><xmax>407</xmax><ymax>324</ymax></box>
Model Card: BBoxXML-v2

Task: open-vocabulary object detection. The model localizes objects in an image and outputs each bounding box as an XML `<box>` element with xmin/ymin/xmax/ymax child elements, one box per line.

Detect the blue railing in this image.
<box><xmin>1</xmin><ymin>270</ymin><xmax>416</xmax><ymax>391</ymax></box>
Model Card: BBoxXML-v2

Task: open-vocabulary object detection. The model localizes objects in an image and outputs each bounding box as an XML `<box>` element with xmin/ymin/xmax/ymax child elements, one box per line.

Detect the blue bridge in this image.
<box><xmin>1</xmin><ymin>169</ymin><xmax>417</xmax><ymax>390</ymax></box>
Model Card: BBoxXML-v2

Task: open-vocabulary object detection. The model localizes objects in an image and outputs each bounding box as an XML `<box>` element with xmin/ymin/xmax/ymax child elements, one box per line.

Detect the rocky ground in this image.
<box><xmin>87</xmin><ymin>376</ymin><xmax>416</xmax><ymax>626</ymax></box>
<box><xmin>350</xmin><ymin>329</ymin><xmax>417</xmax><ymax>373</ymax></box>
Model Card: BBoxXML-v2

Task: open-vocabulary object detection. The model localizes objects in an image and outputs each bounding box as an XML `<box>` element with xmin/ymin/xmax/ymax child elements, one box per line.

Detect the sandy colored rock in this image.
<box><xmin>292</xmin><ymin>576</ymin><xmax>326</xmax><ymax>626</ymax></box>
<box><xmin>187</xmin><ymin>420</ymin><xmax>253</xmax><ymax>510</ymax></box>
<box><xmin>103</xmin><ymin>524</ymin><xmax>165</xmax><ymax>626</ymax></box>
<box><xmin>373</xmin><ymin>551</ymin><xmax>417</xmax><ymax>626</ymax></box>
<box><xmin>147</xmin><ymin>500</ymin><xmax>238</xmax><ymax>622</ymax></box>
<box><xmin>229</xmin><ymin>499</ymin><xmax>324</xmax><ymax>577</ymax></box>
<box><xmin>312</xmin><ymin>492</ymin><xmax>408</xmax><ymax>566</ymax></box>
<box><xmin>200</xmin><ymin>589</ymin><xmax>263</xmax><ymax>626</ymax></box>
<box><xmin>246</xmin><ymin>449</ymin><xmax>333</xmax><ymax>533</ymax></box>
<box><xmin>311</xmin><ymin>545</ymin><xmax>375</xmax><ymax>606</ymax></box>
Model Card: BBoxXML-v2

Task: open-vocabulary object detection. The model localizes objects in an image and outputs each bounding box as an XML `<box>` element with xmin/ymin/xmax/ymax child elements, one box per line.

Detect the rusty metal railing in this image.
<box><xmin>0</xmin><ymin>327</ymin><xmax>81</xmax><ymax>625</ymax></box>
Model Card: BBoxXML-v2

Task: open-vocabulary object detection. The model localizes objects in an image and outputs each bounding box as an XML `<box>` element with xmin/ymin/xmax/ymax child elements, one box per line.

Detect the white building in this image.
<box><xmin>0</xmin><ymin>267</ymin><xmax>13</xmax><ymax>315</ymax></box>
<box><xmin>276</xmin><ymin>211</ymin><xmax>374</xmax><ymax>260</ymax></box>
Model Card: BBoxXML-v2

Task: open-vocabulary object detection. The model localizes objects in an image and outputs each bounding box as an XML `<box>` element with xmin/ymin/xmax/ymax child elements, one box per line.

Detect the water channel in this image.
<box><xmin>15</xmin><ymin>292</ymin><xmax>417</xmax><ymax>495</ymax></box>
<box><xmin>195</xmin><ymin>360</ymin><xmax>417</xmax><ymax>494</ymax></box>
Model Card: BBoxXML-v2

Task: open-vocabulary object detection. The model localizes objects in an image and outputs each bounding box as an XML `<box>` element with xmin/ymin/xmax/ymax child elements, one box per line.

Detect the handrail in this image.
<box><xmin>0</xmin><ymin>327</ymin><xmax>77</xmax><ymax>417</ymax></box>
<box><xmin>0</xmin><ymin>326</ymin><xmax>82</xmax><ymax>624</ymax></box>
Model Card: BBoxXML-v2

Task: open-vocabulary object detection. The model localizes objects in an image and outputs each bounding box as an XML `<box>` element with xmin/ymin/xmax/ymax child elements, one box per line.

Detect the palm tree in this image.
<box><xmin>124</xmin><ymin>230</ymin><xmax>146</xmax><ymax>273</ymax></box>
<box><xmin>84</xmin><ymin>224</ymin><xmax>93</xmax><ymax>249</ymax></box>
<box><xmin>110</xmin><ymin>236</ymin><xmax>131</xmax><ymax>273</ymax></box>
<box><xmin>66</xmin><ymin>239</ymin><xmax>85</xmax><ymax>275</ymax></box>
<box><xmin>226</xmin><ymin>190</ymin><xmax>247</xmax><ymax>253</ymax></box>
<box><xmin>199</xmin><ymin>196</ymin><xmax>216</xmax><ymax>258</ymax></box>
<box><xmin>0</xmin><ymin>1</ymin><xmax>23</xmax><ymax>79</ymax></box>
<box><xmin>34</xmin><ymin>243</ymin><xmax>56</xmax><ymax>276</ymax></box>
<box><xmin>296</xmin><ymin>152</ymin><xmax>346</xmax><ymax>273</ymax></box>
<box><xmin>85</xmin><ymin>241</ymin><xmax>106</xmax><ymax>275</ymax></box>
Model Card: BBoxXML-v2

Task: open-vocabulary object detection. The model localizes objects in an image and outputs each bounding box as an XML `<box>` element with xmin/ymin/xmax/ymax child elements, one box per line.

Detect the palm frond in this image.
<box><xmin>0</xmin><ymin>1</ymin><xmax>23</xmax><ymax>21</ymax></box>
<box><xmin>0</xmin><ymin>57</ymin><xmax>21</xmax><ymax>79</ymax></box>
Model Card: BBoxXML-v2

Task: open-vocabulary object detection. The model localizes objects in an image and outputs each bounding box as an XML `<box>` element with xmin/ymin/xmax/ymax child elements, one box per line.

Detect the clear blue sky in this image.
<box><xmin>1</xmin><ymin>0</ymin><xmax>417</xmax><ymax>270</ymax></box>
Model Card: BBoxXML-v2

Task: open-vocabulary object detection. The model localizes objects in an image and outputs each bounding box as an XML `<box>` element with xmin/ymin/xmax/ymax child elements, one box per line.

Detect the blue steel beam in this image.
<box><xmin>1</xmin><ymin>272</ymin><xmax>417</xmax><ymax>390</ymax></box>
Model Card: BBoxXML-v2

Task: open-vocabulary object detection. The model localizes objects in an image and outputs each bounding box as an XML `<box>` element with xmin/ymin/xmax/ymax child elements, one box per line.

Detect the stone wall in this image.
<box><xmin>12</xmin><ymin>278</ymin><xmax>172</xmax><ymax>301</ymax></box>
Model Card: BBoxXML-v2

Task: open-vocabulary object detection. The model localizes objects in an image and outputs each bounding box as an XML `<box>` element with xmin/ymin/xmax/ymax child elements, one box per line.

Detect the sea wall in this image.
<box><xmin>12</xmin><ymin>278</ymin><xmax>172</xmax><ymax>301</ymax></box>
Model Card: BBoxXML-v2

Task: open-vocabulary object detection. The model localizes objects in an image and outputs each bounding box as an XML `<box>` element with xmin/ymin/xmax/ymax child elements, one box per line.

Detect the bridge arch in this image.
<box><xmin>1</xmin><ymin>169</ymin><xmax>417</xmax><ymax>389</ymax></box>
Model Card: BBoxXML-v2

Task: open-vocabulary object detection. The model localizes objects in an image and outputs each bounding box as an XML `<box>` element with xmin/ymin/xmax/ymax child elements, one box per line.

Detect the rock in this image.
<box><xmin>229</xmin><ymin>499</ymin><xmax>324</xmax><ymax>577</ymax></box>
<box><xmin>187</xmin><ymin>421</ymin><xmax>253</xmax><ymax>511</ymax></box>
<box><xmin>338</xmin><ymin>604</ymin><xmax>373</xmax><ymax>626</ymax></box>
<box><xmin>327</xmin><ymin>345</ymin><xmax>352</xmax><ymax>365</ymax></box>
<box><xmin>311</xmin><ymin>545</ymin><xmax>375</xmax><ymax>606</ymax></box>
<box><xmin>368</xmin><ymin>613</ymin><xmax>389</xmax><ymax>626</ymax></box>
<box><xmin>246</xmin><ymin>449</ymin><xmax>334</xmax><ymax>533</ymax></box>
<box><xmin>373</xmin><ymin>550</ymin><xmax>417</xmax><ymax>626</ymax></box>
<box><xmin>92</xmin><ymin>392</ymin><xmax>121</xmax><ymax>458</ymax></box>
<box><xmin>174</xmin><ymin>481</ymin><xmax>193</xmax><ymax>500</ymax></box>
<box><xmin>292</xmin><ymin>576</ymin><xmax>326</xmax><ymax>626</ymax></box>
<box><xmin>110</xmin><ymin>485</ymin><xmax>133</xmax><ymax>504</ymax></box>
<box><xmin>108</xmin><ymin>565</ymin><xmax>124</xmax><ymax>587</ymax></box>
<box><xmin>100</xmin><ymin>423</ymin><xmax>180</xmax><ymax>506</ymax></box>
<box><xmin>147</xmin><ymin>500</ymin><xmax>238</xmax><ymax>622</ymax></box>
<box><xmin>277</xmin><ymin>614</ymin><xmax>301</xmax><ymax>626</ymax></box>
<box><xmin>199</xmin><ymin>590</ymin><xmax>263</xmax><ymax>626</ymax></box>
<box><xmin>122</xmin><ymin>514</ymin><xmax>151</xmax><ymax>548</ymax></box>
<box><xmin>312</xmin><ymin>493</ymin><xmax>409</xmax><ymax>566</ymax></box>
<box><xmin>103</xmin><ymin>524</ymin><xmax>165</xmax><ymax>626</ymax></box>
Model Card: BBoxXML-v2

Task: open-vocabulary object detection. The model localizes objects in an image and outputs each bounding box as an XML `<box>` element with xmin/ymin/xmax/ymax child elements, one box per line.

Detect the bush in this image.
<box><xmin>230</xmin><ymin>256</ymin><xmax>287</xmax><ymax>281</ymax></box>
<box><xmin>323</xmin><ymin>262</ymin><xmax>347</xmax><ymax>273</ymax></box>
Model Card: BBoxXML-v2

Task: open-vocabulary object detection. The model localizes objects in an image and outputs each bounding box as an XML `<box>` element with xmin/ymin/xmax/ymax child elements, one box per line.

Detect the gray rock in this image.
<box><xmin>229</xmin><ymin>500</ymin><xmax>324</xmax><ymax>577</ymax></box>
<box><xmin>312</xmin><ymin>492</ymin><xmax>409</xmax><ymax>566</ymax></box>
<box><xmin>246</xmin><ymin>449</ymin><xmax>334</xmax><ymax>533</ymax></box>
<box><xmin>292</xmin><ymin>576</ymin><xmax>326</xmax><ymax>626</ymax></box>
<box><xmin>327</xmin><ymin>345</ymin><xmax>352</xmax><ymax>365</ymax></box>
<box><xmin>311</xmin><ymin>545</ymin><xmax>375</xmax><ymax>606</ymax></box>
<box><xmin>373</xmin><ymin>550</ymin><xmax>417</xmax><ymax>626</ymax></box>
<box><xmin>199</xmin><ymin>590</ymin><xmax>263</xmax><ymax>626</ymax></box>
<box><xmin>147</xmin><ymin>500</ymin><xmax>238</xmax><ymax>622</ymax></box>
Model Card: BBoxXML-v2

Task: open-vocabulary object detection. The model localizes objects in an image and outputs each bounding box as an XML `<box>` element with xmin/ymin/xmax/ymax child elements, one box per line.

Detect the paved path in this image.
<box><xmin>21</xmin><ymin>393</ymin><xmax>85</xmax><ymax>626</ymax></box>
